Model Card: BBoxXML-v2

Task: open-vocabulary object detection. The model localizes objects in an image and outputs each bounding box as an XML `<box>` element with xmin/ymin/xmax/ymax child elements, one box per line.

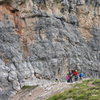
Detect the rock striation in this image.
<box><xmin>0</xmin><ymin>0</ymin><xmax>100</xmax><ymax>99</ymax></box>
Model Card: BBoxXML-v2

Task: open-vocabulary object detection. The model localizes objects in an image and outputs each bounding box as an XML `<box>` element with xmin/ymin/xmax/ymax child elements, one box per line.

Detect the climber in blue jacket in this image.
<box><xmin>79</xmin><ymin>72</ymin><xmax>85</xmax><ymax>80</ymax></box>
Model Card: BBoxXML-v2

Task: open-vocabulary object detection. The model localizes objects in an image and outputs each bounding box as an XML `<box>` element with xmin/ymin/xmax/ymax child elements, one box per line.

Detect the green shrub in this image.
<box><xmin>22</xmin><ymin>85</ymin><xmax>38</xmax><ymax>90</ymax></box>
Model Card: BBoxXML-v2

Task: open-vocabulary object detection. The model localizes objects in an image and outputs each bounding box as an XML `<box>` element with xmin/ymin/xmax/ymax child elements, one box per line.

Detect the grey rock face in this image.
<box><xmin>0</xmin><ymin>0</ymin><xmax>100</xmax><ymax>99</ymax></box>
<box><xmin>89</xmin><ymin>25</ymin><xmax>100</xmax><ymax>51</ymax></box>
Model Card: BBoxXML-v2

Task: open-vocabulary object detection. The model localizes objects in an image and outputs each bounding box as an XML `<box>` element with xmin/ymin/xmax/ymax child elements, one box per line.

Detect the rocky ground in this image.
<box><xmin>10</xmin><ymin>81</ymin><xmax>72</xmax><ymax>100</ymax></box>
<box><xmin>9</xmin><ymin>78</ymin><xmax>90</xmax><ymax>100</ymax></box>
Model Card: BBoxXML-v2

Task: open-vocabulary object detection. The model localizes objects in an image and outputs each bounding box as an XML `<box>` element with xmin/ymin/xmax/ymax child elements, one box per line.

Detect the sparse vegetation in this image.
<box><xmin>92</xmin><ymin>79</ymin><xmax>100</xmax><ymax>86</ymax></box>
<box><xmin>53</xmin><ymin>0</ymin><xmax>62</xmax><ymax>3</ymax></box>
<box><xmin>22</xmin><ymin>85</ymin><xmax>38</xmax><ymax>90</ymax></box>
<box><xmin>47</xmin><ymin>79</ymin><xmax>100</xmax><ymax>100</ymax></box>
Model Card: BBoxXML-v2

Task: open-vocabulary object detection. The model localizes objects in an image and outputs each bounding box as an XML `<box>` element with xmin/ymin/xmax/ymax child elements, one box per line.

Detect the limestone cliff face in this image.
<box><xmin>0</xmin><ymin>0</ymin><xmax>100</xmax><ymax>99</ymax></box>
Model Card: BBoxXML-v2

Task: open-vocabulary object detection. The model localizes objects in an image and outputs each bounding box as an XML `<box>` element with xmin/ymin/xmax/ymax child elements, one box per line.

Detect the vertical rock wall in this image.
<box><xmin>0</xmin><ymin>0</ymin><xmax>100</xmax><ymax>99</ymax></box>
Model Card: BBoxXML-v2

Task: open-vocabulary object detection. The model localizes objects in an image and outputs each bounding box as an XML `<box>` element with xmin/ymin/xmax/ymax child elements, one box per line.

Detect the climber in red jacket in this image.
<box><xmin>73</xmin><ymin>70</ymin><xmax>79</xmax><ymax>81</ymax></box>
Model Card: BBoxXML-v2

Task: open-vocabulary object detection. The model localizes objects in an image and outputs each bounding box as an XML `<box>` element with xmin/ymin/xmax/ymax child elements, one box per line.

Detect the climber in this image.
<box><xmin>73</xmin><ymin>70</ymin><xmax>79</xmax><ymax>81</ymax></box>
<box><xmin>66</xmin><ymin>74</ymin><xmax>70</xmax><ymax>82</ymax></box>
<box><xmin>68</xmin><ymin>69</ymin><xmax>73</xmax><ymax>82</ymax></box>
<box><xmin>79</xmin><ymin>72</ymin><xmax>85</xmax><ymax>80</ymax></box>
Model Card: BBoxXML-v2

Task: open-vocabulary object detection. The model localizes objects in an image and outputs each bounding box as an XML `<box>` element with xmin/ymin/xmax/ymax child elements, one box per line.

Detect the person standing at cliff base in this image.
<box><xmin>79</xmin><ymin>72</ymin><xmax>85</xmax><ymax>80</ymax></box>
<box><xmin>66</xmin><ymin>74</ymin><xmax>70</xmax><ymax>82</ymax></box>
<box><xmin>68</xmin><ymin>69</ymin><xmax>73</xmax><ymax>83</ymax></box>
<box><xmin>73</xmin><ymin>70</ymin><xmax>79</xmax><ymax>81</ymax></box>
